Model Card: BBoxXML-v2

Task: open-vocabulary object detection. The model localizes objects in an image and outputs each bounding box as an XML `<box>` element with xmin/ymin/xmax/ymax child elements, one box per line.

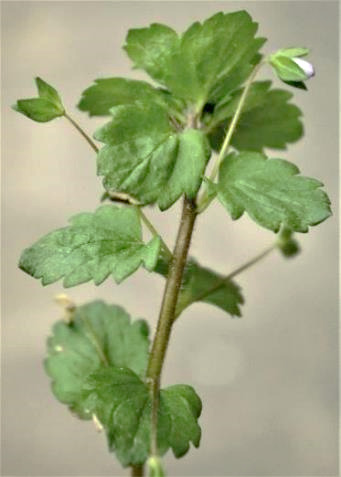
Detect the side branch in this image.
<box><xmin>182</xmin><ymin>244</ymin><xmax>276</xmax><ymax>310</ymax></box>
<box><xmin>146</xmin><ymin>197</ymin><xmax>197</xmax><ymax>456</ymax></box>
<box><xmin>196</xmin><ymin>61</ymin><xmax>263</xmax><ymax>213</ymax></box>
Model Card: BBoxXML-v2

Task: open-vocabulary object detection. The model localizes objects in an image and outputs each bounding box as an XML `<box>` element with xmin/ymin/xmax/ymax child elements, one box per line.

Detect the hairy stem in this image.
<box><xmin>146</xmin><ymin>197</ymin><xmax>197</xmax><ymax>456</ymax></box>
<box><xmin>196</xmin><ymin>61</ymin><xmax>263</xmax><ymax>213</ymax></box>
<box><xmin>131</xmin><ymin>465</ymin><xmax>144</xmax><ymax>477</ymax></box>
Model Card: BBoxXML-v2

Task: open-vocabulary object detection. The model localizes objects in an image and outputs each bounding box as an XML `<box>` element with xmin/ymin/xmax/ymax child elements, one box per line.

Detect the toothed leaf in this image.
<box><xmin>124</xmin><ymin>11</ymin><xmax>265</xmax><ymax>105</ymax></box>
<box><xmin>211</xmin><ymin>151</ymin><xmax>331</xmax><ymax>233</ymax></box>
<box><xmin>19</xmin><ymin>205</ymin><xmax>161</xmax><ymax>286</ymax></box>
<box><xmin>82</xmin><ymin>367</ymin><xmax>202</xmax><ymax>466</ymax></box>
<box><xmin>78</xmin><ymin>77</ymin><xmax>183</xmax><ymax>117</ymax></box>
<box><xmin>95</xmin><ymin>102</ymin><xmax>211</xmax><ymax>210</ymax></box>
<box><xmin>45</xmin><ymin>300</ymin><xmax>150</xmax><ymax>418</ymax></box>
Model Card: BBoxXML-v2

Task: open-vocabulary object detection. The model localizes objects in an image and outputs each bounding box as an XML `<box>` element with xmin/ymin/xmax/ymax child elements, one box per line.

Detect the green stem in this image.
<box><xmin>146</xmin><ymin>198</ymin><xmax>197</xmax><ymax>456</ymax></box>
<box><xmin>64</xmin><ymin>112</ymin><xmax>99</xmax><ymax>153</ymax></box>
<box><xmin>196</xmin><ymin>61</ymin><xmax>263</xmax><ymax>213</ymax></box>
<box><xmin>64</xmin><ymin>111</ymin><xmax>172</xmax><ymax>261</ymax></box>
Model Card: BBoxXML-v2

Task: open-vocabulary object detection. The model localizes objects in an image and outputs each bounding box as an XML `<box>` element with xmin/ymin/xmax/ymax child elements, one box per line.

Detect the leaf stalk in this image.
<box><xmin>64</xmin><ymin>112</ymin><xmax>99</xmax><ymax>153</ymax></box>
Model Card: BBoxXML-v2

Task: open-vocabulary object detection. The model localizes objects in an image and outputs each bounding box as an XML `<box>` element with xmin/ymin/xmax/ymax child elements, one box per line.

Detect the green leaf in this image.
<box><xmin>177</xmin><ymin>260</ymin><xmax>244</xmax><ymax>317</ymax></box>
<box><xmin>19</xmin><ymin>205</ymin><xmax>161</xmax><ymax>286</ymax></box>
<box><xmin>46</xmin><ymin>299</ymin><xmax>201</xmax><ymax>466</ymax></box>
<box><xmin>124</xmin><ymin>11</ymin><xmax>265</xmax><ymax>105</ymax></box>
<box><xmin>156</xmin><ymin>257</ymin><xmax>244</xmax><ymax>318</ymax></box>
<box><xmin>212</xmin><ymin>151</ymin><xmax>331</xmax><ymax>233</ymax></box>
<box><xmin>82</xmin><ymin>367</ymin><xmax>201</xmax><ymax>466</ymax></box>
<box><xmin>282</xmin><ymin>80</ymin><xmax>308</xmax><ymax>91</ymax></box>
<box><xmin>277</xmin><ymin>226</ymin><xmax>300</xmax><ymax>257</ymax></box>
<box><xmin>78</xmin><ymin>77</ymin><xmax>184</xmax><ymax>117</ymax></box>
<box><xmin>273</xmin><ymin>47</ymin><xmax>309</xmax><ymax>58</ymax></box>
<box><xmin>13</xmin><ymin>77</ymin><xmax>64</xmax><ymax>122</ymax></box>
<box><xmin>45</xmin><ymin>300</ymin><xmax>150</xmax><ymax>417</ymax></box>
<box><xmin>208</xmin><ymin>82</ymin><xmax>303</xmax><ymax>152</ymax></box>
<box><xmin>35</xmin><ymin>77</ymin><xmax>64</xmax><ymax>106</ymax></box>
<box><xmin>95</xmin><ymin>102</ymin><xmax>211</xmax><ymax>210</ymax></box>
<box><xmin>205</xmin><ymin>81</ymin><xmax>272</xmax><ymax>128</ymax></box>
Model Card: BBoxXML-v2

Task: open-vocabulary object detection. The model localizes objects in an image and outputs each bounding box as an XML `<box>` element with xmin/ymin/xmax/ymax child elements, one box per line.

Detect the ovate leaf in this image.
<box><xmin>208</xmin><ymin>82</ymin><xmax>303</xmax><ymax>152</ymax></box>
<box><xmin>156</xmin><ymin>257</ymin><xmax>244</xmax><ymax>318</ymax></box>
<box><xmin>13</xmin><ymin>77</ymin><xmax>64</xmax><ymax>122</ymax></box>
<box><xmin>78</xmin><ymin>77</ymin><xmax>183</xmax><ymax>117</ymax></box>
<box><xmin>212</xmin><ymin>151</ymin><xmax>331</xmax><ymax>233</ymax></box>
<box><xmin>82</xmin><ymin>367</ymin><xmax>201</xmax><ymax>466</ymax></box>
<box><xmin>19</xmin><ymin>205</ymin><xmax>161</xmax><ymax>286</ymax></box>
<box><xmin>45</xmin><ymin>300</ymin><xmax>150</xmax><ymax>417</ymax></box>
<box><xmin>124</xmin><ymin>11</ymin><xmax>265</xmax><ymax>105</ymax></box>
<box><xmin>95</xmin><ymin>102</ymin><xmax>211</xmax><ymax>210</ymax></box>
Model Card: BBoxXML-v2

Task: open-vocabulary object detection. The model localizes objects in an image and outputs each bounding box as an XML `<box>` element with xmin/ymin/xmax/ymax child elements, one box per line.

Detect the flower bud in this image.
<box><xmin>292</xmin><ymin>57</ymin><xmax>315</xmax><ymax>79</ymax></box>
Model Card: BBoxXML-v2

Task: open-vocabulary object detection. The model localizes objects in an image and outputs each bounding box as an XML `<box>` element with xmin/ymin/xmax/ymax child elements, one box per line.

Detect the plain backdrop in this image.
<box><xmin>1</xmin><ymin>1</ymin><xmax>339</xmax><ymax>476</ymax></box>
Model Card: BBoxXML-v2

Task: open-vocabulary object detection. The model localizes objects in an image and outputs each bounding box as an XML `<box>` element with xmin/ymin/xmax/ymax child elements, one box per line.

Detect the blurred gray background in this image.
<box><xmin>1</xmin><ymin>1</ymin><xmax>339</xmax><ymax>476</ymax></box>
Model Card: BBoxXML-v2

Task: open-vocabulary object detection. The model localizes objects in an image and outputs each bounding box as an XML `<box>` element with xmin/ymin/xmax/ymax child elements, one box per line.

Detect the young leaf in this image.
<box><xmin>19</xmin><ymin>205</ymin><xmax>161</xmax><ymax>286</ymax></box>
<box><xmin>211</xmin><ymin>151</ymin><xmax>331</xmax><ymax>233</ymax></box>
<box><xmin>82</xmin><ymin>367</ymin><xmax>202</xmax><ymax>466</ymax></box>
<box><xmin>78</xmin><ymin>77</ymin><xmax>184</xmax><ymax>117</ymax></box>
<box><xmin>95</xmin><ymin>102</ymin><xmax>211</xmax><ymax>210</ymax></box>
<box><xmin>208</xmin><ymin>82</ymin><xmax>303</xmax><ymax>152</ymax></box>
<box><xmin>13</xmin><ymin>77</ymin><xmax>64</xmax><ymax>122</ymax></box>
<box><xmin>156</xmin><ymin>257</ymin><xmax>244</xmax><ymax>318</ymax></box>
<box><xmin>124</xmin><ymin>11</ymin><xmax>265</xmax><ymax>106</ymax></box>
<box><xmin>45</xmin><ymin>300</ymin><xmax>150</xmax><ymax>417</ymax></box>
